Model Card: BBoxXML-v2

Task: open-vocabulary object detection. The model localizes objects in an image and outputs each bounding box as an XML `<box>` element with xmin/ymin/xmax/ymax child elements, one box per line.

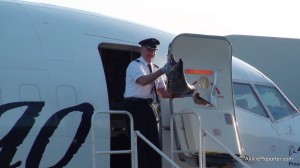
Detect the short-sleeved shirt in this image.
<box><xmin>124</xmin><ymin>56</ymin><xmax>166</xmax><ymax>99</ymax></box>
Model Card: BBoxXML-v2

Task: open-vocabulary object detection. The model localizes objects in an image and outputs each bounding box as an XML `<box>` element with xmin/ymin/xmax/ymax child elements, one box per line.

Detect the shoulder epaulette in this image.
<box><xmin>134</xmin><ymin>59</ymin><xmax>140</xmax><ymax>63</ymax></box>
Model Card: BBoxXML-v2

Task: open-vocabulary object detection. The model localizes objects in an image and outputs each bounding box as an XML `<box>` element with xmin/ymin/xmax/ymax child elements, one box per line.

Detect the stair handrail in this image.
<box><xmin>91</xmin><ymin>110</ymin><xmax>181</xmax><ymax>168</ymax></box>
<box><xmin>202</xmin><ymin>130</ymin><xmax>251</xmax><ymax>168</ymax></box>
<box><xmin>91</xmin><ymin>110</ymin><xmax>136</xmax><ymax>168</ymax></box>
<box><xmin>135</xmin><ymin>131</ymin><xmax>180</xmax><ymax>168</ymax></box>
<box><xmin>170</xmin><ymin>111</ymin><xmax>203</xmax><ymax>168</ymax></box>
<box><xmin>170</xmin><ymin>111</ymin><xmax>251</xmax><ymax>168</ymax></box>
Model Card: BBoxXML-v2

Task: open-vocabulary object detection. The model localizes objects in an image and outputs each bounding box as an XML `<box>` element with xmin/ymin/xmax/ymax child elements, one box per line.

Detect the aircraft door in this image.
<box><xmin>169</xmin><ymin>34</ymin><xmax>234</xmax><ymax>109</ymax></box>
<box><xmin>168</xmin><ymin>34</ymin><xmax>242</xmax><ymax>166</ymax></box>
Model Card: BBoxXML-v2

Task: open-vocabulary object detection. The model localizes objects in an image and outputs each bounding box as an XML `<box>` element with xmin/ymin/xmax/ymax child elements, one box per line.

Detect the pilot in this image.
<box><xmin>124</xmin><ymin>38</ymin><xmax>174</xmax><ymax>168</ymax></box>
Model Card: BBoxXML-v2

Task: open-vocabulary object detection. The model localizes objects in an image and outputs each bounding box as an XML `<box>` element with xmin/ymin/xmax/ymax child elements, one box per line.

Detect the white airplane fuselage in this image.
<box><xmin>1</xmin><ymin>1</ymin><xmax>300</xmax><ymax>168</ymax></box>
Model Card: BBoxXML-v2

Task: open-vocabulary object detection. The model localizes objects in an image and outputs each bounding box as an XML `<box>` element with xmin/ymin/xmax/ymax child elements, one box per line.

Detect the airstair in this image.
<box><xmin>91</xmin><ymin>110</ymin><xmax>251</xmax><ymax>168</ymax></box>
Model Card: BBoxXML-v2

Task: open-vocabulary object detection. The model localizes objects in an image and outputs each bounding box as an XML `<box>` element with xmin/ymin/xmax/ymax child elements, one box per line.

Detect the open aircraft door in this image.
<box><xmin>168</xmin><ymin>34</ymin><xmax>243</xmax><ymax>165</ymax></box>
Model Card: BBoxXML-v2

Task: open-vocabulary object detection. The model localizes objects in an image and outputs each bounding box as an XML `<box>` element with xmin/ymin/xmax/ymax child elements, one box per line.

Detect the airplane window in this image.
<box><xmin>233</xmin><ymin>83</ymin><xmax>269</xmax><ymax>118</ymax></box>
<box><xmin>255</xmin><ymin>85</ymin><xmax>297</xmax><ymax>120</ymax></box>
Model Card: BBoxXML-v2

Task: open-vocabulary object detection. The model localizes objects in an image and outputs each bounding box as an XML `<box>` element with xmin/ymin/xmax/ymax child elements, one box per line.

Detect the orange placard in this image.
<box><xmin>184</xmin><ymin>69</ymin><xmax>213</xmax><ymax>75</ymax></box>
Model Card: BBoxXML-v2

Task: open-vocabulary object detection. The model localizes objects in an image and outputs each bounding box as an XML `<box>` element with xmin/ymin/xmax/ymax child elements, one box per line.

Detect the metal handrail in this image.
<box><xmin>91</xmin><ymin>110</ymin><xmax>181</xmax><ymax>168</ymax></box>
<box><xmin>91</xmin><ymin>110</ymin><xmax>136</xmax><ymax>168</ymax></box>
<box><xmin>170</xmin><ymin>111</ymin><xmax>251</xmax><ymax>168</ymax></box>
<box><xmin>135</xmin><ymin>131</ymin><xmax>180</xmax><ymax>168</ymax></box>
<box><xmin>170</xmin><ymin>111</ymin><xmax>203</xmax><ymax>168</ymax></box>
<box><xmin>203</xmin><ymin>130</ymin><xmax>251</xmax><ymax>168</ymax></box>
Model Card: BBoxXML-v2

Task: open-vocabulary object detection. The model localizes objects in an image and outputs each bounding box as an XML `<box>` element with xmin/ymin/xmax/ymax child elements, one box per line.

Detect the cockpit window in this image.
<box><xmin>255</xmin><ymin>84</ymin><xmax>297</xmax><ymax>120</ymax></box>
<box><xmin>233</xmin><ymin>83</ymin><xmax>269</xmax><ymax>118</ymax></box>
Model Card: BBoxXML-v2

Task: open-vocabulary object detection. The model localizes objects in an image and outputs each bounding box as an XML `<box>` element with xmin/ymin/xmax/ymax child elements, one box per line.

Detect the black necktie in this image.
<box><xmin>148</xmin><ymin>64</ymin><xmax>159</xmax><ymax>103</ymax></box>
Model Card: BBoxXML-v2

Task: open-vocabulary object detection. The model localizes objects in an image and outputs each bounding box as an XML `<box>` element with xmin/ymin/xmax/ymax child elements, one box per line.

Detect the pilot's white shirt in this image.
<box><xmin>124</xmin><ymin>56</ymin><xmax>166</xmax><ymax>99</ymax></box>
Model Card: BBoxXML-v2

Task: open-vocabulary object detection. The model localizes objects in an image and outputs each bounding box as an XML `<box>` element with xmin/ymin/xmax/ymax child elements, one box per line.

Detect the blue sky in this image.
<box><xmin>23</xmin><ymin>0</ymin><xmax>300</xmax><ymax>39</ymax></box>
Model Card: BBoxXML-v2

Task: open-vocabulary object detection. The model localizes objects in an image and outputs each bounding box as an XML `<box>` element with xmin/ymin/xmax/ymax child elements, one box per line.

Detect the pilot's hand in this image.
<box><xmin>160</xmin><ymin>62</ymin><xmax>169</xmax><ymax>74</ymax></box>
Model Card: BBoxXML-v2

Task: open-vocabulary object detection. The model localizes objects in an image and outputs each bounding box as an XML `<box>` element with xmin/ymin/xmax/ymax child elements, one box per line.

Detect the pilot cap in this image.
<box><xmin>139</xmin><ymin>38</ymin><xmax>160</xmax><ymax>50</ymax></box>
